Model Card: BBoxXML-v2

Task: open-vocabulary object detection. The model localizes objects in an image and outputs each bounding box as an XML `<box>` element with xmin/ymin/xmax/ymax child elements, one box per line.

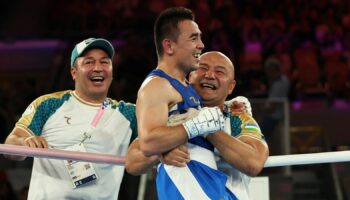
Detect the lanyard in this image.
<box><xmin>91</xmin><ymin>99</ymin><xmax>109</xmax><ymax>127</ymax></box>
<box><xmin>80</xmin><ymin>98</ymin><xmax>110</xmax><ymax>144</ymax></box>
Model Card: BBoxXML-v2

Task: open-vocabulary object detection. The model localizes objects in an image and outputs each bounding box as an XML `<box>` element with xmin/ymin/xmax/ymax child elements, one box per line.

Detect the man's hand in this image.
<box><xmin>182</xmin><ymin>107</ymin><xmax>225</xmax><ymax>139</ymax></box>
<box><xmin>161</xmin><ymin>145</ymin><xmax>190</xmax><ymax>167</ymax></box>
<box><xmin>22</xmin><ymin>136</ymin><xmax>49</xmax><ymax>148</ymax></box>
<box><xmin>224</xmin><ymin>96</ymin><xmax>252</xmax><ymax>116</ymax></box>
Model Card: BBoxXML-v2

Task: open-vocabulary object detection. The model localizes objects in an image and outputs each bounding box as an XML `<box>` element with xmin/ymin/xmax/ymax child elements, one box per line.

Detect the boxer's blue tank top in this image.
<box><xmin>147</xmin><ymin>69</ymin><xmax>237</xmax><ymax>200</ymax></box>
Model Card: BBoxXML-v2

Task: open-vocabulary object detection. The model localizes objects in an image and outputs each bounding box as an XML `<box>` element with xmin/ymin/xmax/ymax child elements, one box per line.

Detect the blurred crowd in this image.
<box><xmin>1</xmin><ymin>0</ymin><xmax>350</xmax><ymax>148</ymax></box>
<box><xmin>42</xmin><ymin>0</ymin><xmax>350</xmax><ymax>100</ymax></box>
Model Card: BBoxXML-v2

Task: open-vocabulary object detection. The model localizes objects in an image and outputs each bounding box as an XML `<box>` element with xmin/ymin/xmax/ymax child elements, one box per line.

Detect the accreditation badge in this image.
<box><xmin>63</xmin><ymin>143</ymin><xmax>98</xmax><ymax>188</ymax></box>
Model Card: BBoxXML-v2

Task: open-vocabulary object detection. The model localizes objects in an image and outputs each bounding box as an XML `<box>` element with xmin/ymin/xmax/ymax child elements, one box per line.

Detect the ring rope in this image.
<box><xmin>1</xmin><ymin>144</ymin><xmax>350</xmax><ymax>167</ymax></box>
<box><xmin>264</xmin><ymin>150</ymin><xmax>350</xmax><ymax>167</ymax></box>
<box><xmin>0</xmin><ymin>144</ymin><xmax>125</xmax><ymax>165</ymax></box>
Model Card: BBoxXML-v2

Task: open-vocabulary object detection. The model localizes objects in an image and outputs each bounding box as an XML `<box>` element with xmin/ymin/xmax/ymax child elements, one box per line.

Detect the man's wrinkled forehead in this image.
<box><xmin>199</xmin><ymin>52</ymin><xmax>234</xmax><ymax>76</ymax></box>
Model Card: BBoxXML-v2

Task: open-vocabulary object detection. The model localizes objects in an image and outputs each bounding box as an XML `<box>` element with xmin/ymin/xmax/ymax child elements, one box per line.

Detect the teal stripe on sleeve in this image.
<box><xmin>28</xmin><ymin>93</ymin><xmax>71</xmax><ymax>136</ymax></box>
<box><xmin>114</xmin><ymin>101</ymin><xmax>138</xmax><ymax>142</ymax></box>
<box><xmin>228</xmin><ymin>113</ymin><xmax>242</xmax><ymax>137</ymax></box>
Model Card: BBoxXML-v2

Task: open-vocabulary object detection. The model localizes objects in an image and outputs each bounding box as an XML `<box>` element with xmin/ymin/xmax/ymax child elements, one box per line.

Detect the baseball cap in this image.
<box><xmin>70</xmin><ymin>38</ymin><xmax>115</xmax><ymax>67</ymax></box>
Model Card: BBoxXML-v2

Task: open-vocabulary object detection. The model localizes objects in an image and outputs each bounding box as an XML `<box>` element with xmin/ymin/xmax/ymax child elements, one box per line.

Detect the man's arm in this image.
<box><xmin>137</xmin><ymin>77</ymin><xmax>225</xmax><ymax>156</ymax></box>
<box><xmin>212</xmin><ymin>96</ymin><xmax>268</xmax><ymax>176</ymax></box>
<box><xmin>125</xmin><ymin>139</ymin><xmax>160</xmax><ymax>175</ymax></box>
<box><xmin>126</xmin><ymin>139</ymin><xmax>191</xmax><ymax>175</ymax></box>
<box><xmin>207</xmin><ymin>132</ymin><xmax>269</xmax><ymax>177</ymax></box>
<box><xmin>137</xmin><ymin>77</ymin><xmax>189</xmax><ymax>156</ymax></box>
<box><xmin>4</xmin><ymin>127</ymin><xmax>48</xmax><ymax>160</ymax></box>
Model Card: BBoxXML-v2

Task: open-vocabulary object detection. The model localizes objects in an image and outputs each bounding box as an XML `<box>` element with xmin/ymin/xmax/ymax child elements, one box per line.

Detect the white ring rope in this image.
<box><xmin>264</xmin><ymin>150</ymin><xmax>350</xmax><ymax>167</ymax></box>
<box><xmin>1</xmin><ymin>144</ymin><xmax>350</xmax><ymax>167</ymax></box>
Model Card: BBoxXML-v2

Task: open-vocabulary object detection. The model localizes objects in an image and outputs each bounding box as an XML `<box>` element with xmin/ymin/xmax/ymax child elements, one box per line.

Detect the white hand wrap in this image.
<box><xmin>224</xmin><ymin>96</ymin><xmax>252</xmax><ymax>116</ymax></box>
<box><xmin>182</xmin><ymin>107</ymin><xmax>225</xmax><ymax>139</ymax></box>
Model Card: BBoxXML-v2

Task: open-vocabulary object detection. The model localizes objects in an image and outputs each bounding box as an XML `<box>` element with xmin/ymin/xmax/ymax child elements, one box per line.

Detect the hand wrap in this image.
<box><xmin>182</xmin><ymin>107</ymin><xmax>225</xmax><ymax>139</ymax></box>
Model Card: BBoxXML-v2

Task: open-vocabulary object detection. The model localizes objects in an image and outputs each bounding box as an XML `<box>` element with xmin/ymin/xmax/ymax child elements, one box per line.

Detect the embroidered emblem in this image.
<box><xmin>80</xmin><ymin>132</ymin><xmax>92</xmax><ymax>144</ymax></box>
<box><xmin>23</xmin><ymin>104</ymin><xmax>35</xmax><ymax>116</ymax></box>
<box><xmin>64</xmin><ymin>116</ymin><xmax>71</xmax><ymax>125</ymax></box>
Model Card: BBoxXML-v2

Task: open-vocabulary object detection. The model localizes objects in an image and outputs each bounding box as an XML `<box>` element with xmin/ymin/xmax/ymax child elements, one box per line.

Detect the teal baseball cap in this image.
<box><xmin>70</xmin><ymin>38</ymin><xmax>115</xmax><ymax>67</ymax></box>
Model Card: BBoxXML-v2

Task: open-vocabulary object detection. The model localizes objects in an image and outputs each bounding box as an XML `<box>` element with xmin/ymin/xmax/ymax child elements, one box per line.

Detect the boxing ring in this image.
<box><xmin>1</xmin><ymin>99</ymin><xmax>348</xmax><ymax>199</ymax></box>
<box><xmin>1</xmin><ymin>144</ymin><xmax>349</xmax><ymax>200</ymax></box>
<box><xmin>1</xmin><ymin>144</ymin><xmax>350</xmax><ymax>167</ymax></box>
<box><xmin>2</xmin><ymin>99</ymin><xmax>346</xmax><ymax>168</ymax></box>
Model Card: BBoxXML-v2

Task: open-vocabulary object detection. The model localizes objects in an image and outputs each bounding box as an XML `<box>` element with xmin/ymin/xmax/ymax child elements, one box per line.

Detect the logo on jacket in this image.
<box><xmin>64</xmin><ymin>116</ymin><xmax>71</xmax><ymax>125</ymax></box>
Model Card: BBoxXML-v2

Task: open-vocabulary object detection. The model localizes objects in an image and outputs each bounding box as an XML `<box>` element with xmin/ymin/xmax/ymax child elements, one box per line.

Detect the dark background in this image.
<box><xmin>1</xmin><ymin>0</ymin><xmax>350</xmax><ymax>199</ymax></box>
